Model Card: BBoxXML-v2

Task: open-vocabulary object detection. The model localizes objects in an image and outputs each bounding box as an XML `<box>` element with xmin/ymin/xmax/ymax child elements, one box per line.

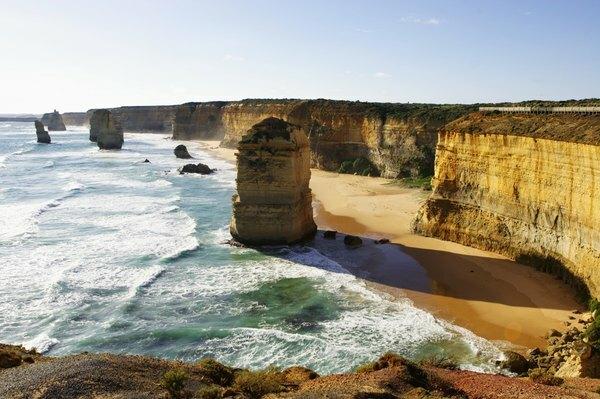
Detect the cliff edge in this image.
<box><xmin>414</xmin><ymin>112</ymin><xmax>600</xmax><ymax>299</ymax></box>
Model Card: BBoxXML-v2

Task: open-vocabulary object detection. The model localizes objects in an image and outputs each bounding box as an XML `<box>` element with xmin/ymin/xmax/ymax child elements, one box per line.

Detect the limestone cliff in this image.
<box><xmin>62</xmin><ymin>112</ymin><xmax>87</xmax><ymax>126</ymax></box>
<box><xmin>86</xmin><ymin>105</ymin><xmax>177</xmax><ymax>132</ymax></box>
<box><xmin>414</xmin><ymin>112</ymin><xmax>600</xmax><ymax>298</ymax></box>
<box><xmin>230</xmin><ymin>117</ymin><xmax>316</xmax><ymax>245</ymax></box>
<box><xmin>174</xmin><ymin>99</ymin><xmax>475</xmax><ymax>178</ymax></box>
<box><xmin>90</xmin><ymin>109</ymin><xmax>124</xmax><ymax>149</ymax></box>
<box><xmin>40</xmin><ymin>110</ymin><xmax>66</xmax><ymax>131</ymax></box>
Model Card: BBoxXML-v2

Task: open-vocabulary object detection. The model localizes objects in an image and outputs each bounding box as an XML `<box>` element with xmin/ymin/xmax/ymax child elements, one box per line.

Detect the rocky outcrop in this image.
<box><xmin>86</xmin><ymin>105</ymin><xmax>177</xmax><ymax>133</ymax></box>
<box><xmin>61</xmin><ymin>112</ymin><xmax>87</xmax><ymax>126</ymax></box>
<box><xmin>41</xmin><ymin>110</ymin><xmax>66</xmax><ymax>131</ymax></box>
<box><xmin>413</xmin><ymin>112</ymin><xmax>600</xmax><ymax>299</ymax></box>
<box><xmin>172</xmin><ymin>100</ymin><xmax>475</xmax><ymax>178</ymax></box>
<box><xmin>34</xmin><ymin>121</ymin><xmax>51</xmax><ymax>143</ymax></box>
<box><xmin>90</xmin><ymin>109</ymin><xmax>124</xmax><ymax>149</ymax></box>
<box><xmin>174</xmin><ymin>144</ymin><xmax>192</xmax><ymax>159</ymax></box>
<box><xmin>178</xmin><ymin>163</ymin><xmax>213</xmax><ymax>175</ymax></box>
<box><xmin>230</xmin><ymin>117</ymin><xmax>317</xmax><ymax>245</ymax></box>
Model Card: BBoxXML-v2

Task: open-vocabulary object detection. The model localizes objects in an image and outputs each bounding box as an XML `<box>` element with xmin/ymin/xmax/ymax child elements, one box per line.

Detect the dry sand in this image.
<box><xmin>195</xmin><ymin>140</ymin><xmax>582</xmax><ymax>349</ymax></box>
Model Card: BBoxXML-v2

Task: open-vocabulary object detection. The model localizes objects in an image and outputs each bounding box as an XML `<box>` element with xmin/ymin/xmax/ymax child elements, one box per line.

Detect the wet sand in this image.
<box><xmin>195</xmin><ymin>139</ymin><xmax>582</xmax><ymax>349</ymax></box>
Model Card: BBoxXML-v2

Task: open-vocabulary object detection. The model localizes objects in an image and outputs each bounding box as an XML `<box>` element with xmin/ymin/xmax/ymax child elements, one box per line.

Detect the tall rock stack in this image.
<box><xmin>41</xmin><ymin>110</ymin><xmax>66</xmax><ymax>131</ymax></box>
<box><xmin>230</xmin><ymin>117</ymin><xmax>316</xmax><ymax>245</ymax></box>
<box><xmin>34</xmin><ymin>121</ymin><xmax>51</xmax><ymax>143</ymax></box>
<box><xmin>89</xmin><ymin>109</ymin><xmax>124</xmax><ymax>149</ymax></box>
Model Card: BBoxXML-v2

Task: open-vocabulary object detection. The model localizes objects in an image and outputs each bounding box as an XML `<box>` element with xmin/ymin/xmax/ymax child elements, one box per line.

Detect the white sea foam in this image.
<box><xmin>125</xmin><ymin>265</ymin><xmax>167</xmax><ymax>300</ymax></box>
<box><xmin>24</xmin><ymin>333</ymin><xmax>59</xmax><ymax>354</ymax></box>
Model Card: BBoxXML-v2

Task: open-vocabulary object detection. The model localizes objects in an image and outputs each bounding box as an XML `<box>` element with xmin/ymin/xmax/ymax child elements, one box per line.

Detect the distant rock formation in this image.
<box><xmin>230</xmin><ymin>117</ymin><xmax>316</xmax><ymax>245</ymax></box>
<box><xmin>41</xmin><ymin>110</ymin><xmax>66</xmax><ymax>131</ymax></box>
<box><xmin>34</xmin><ymin>121</ymin><xmax>51</xmax><ymax>144</ymax></box>
<box><xmin>89</xmin><ymin>109</ymin><xmax>124</xmax><ymax>149</ymax></box>
<box><xmin>179</xmin><ymin>163</ymin><xmax>214</xmax><ymax>174</ymax></box>
<box><xmin>174</xmin><ymin>144</ymin><xmax>192</xmax><ymax>159</ymax></box>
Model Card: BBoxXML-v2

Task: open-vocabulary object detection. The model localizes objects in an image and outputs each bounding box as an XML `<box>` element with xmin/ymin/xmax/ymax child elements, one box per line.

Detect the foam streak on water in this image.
<box><xmin>0</xmin><ymin>123</ymin><xmax>502</xmax><ymax>374</ymax></box>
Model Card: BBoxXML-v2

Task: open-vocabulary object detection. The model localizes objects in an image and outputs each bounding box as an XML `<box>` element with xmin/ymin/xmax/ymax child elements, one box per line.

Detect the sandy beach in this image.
<box><xmin>196</xmin><ymin>139</ymin><xmax>581</xmax><ymax>350</ymax></box>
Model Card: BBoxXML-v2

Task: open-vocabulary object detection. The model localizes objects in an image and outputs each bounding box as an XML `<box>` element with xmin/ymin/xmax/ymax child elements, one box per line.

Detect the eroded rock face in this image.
<box><xmin>41</xmin><ymin>110</ymin><xmax>66</xmax><ymax>131</ymax></box>
<box><xmin>90</xmin><ymin>109</ymin><xmax>124</xmax><ymax>149</ymax></box>
<box><xmin>413</xmin><ymin>113</ymin><xmax>600</xmax><ymax>298</ymax></box>
<box><xmin>34</xmin><ymin>121</ymin><xmax>51</xmax><ymax>143</ymax></box>
<box><xmin>230</xmin><ymin>117</ymin><xmax>316</xmax><ymax>245</ymax></box>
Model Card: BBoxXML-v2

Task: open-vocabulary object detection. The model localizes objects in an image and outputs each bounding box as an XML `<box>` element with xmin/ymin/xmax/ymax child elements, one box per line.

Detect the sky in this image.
<box><xmin>1</xmin><ymin>0</ymin><xmax>599</xmax><ymax>113</ymax></box>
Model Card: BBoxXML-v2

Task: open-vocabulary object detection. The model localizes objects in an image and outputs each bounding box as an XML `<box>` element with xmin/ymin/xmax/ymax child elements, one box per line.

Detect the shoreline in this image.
<box><xmin>193</xmin><ymin>139</ymin><xmax>582</xmax><ymax>350</ymax></box>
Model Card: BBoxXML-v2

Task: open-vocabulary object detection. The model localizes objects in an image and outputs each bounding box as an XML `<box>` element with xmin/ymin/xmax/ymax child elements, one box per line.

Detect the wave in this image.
<box><xmin>125</xmin><ymin>265</ymin><xmax>166</xmax><ymax>300</ymax></box>
<box><xmin>23</xmin><ymin>333</ymin><xmax>59</xmax><ymax>354</ymax></box>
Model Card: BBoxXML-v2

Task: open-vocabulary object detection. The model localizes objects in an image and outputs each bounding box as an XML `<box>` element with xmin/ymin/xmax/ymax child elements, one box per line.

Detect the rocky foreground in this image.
<box><xmin>2</xmin><ymin>344</ymin><xmax>600</xmax><ymax>399</ymax></box>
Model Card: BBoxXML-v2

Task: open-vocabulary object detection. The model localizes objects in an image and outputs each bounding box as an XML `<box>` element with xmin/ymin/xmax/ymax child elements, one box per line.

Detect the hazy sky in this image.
<box><xmin>1</xmin><ymin>0</ymin><xmax>599</xmax><ymax>113</ymax></box>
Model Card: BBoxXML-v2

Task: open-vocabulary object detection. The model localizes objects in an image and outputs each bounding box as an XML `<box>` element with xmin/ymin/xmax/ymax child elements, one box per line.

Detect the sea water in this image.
<box><xmin>0</xmin><ymin>122</ymin><xmax>502</xmax><ymax>373</ymax></box>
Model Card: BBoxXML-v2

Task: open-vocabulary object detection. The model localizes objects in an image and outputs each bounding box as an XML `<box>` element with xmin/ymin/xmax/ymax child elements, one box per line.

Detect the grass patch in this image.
<box><xmin>196</xmin><ymin>385</ymin><xmax>222</xmax><ymax>399</ymax></box>
<box><xmin>385</xmin><ymin>176</ymin><xmax>432</xmax><ymax>190</ymax></box>
<box><xmin>338</xmin><ymin>157</ymin><xmax>379</xmax><ymax>177</ymax></box>
<box><xmin>196</xmin><ymin>358</ymin><xmax>235</xmax><ymax>386</ymax></box>
<box><xmin>233</xmin><ymin>367</ymin><xmax>285</xmax><ymax>399</ymax></box>
<box><xmin>161</xmin><ymin>368</ymin><xmax>189</xmax><ymax>399</ymax></box>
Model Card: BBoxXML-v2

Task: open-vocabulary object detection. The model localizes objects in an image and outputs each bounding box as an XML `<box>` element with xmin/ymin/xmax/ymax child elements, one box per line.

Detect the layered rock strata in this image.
<box><xmin>174</xmin><ymin>99</ymin><xmax>475</xmax><ymax>177</ymax></box>
<box><xmin>90</xmin><ymin>109</ymin><xmax>124</xmax><ymax>149</ymax></box>
<box><xmin>34</xmin><ymin>121</ymin><xmax>51</xmax><ymax>143</ymax></box>
<box><xmin>86</xmin><ymin>105</ymin><xmax>177</xmax><ymax>132</ymax></box>
<box><xmin>40</xmin><ymin>110</ymin><xmax>66</xmax><ymax>131</ymax></box>
<box><xmin>414</xmin><ymin>112</ymin><xmax>600</xmax><ymax>298</ymax></box>
<box><xmin>61</xmin><ymin>112</ymin><xmax>87</xmax><ymax>126</ymax></box>
<box><xmin>230</xmin><ymin>117</ymin><xmax>316</xmax><ymax>245</ymax></box>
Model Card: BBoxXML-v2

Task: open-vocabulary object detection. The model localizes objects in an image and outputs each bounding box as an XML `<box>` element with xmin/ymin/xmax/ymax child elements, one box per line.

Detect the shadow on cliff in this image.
<box><xmin>260</xmin><ymin>229</ymin><xmax>581</xmax><ymax>312</ymax></box>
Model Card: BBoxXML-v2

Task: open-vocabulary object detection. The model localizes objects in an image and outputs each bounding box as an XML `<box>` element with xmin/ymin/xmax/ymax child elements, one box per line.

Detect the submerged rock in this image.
<box><xmin>40</xmin><ymin>110</ymin><xmax>66</xmax><ymax>131</ymax></box>
<box><xmin>174</xmin><ymin>144</ymin><xmax>192</xmax><ymax>159</ymax></box>
<box><xmin>230</xmin><ymin>117</ymin><xmax>316</xmax><ymax>245</ymax></box>
<box><xmin>90</xmin><ymin>109</ymin><xmax>124</xmax><ymax>149</ymax></box>
<box><xmin>179</xmin><ymin>163</ymin><xmax>214</xmax><ymax>175</ymax></box>
<box><xmin>34</xmin><ymin>121</ymin><xmax>51</xmax><ymax>143</ymax></box>
<box><xmin>323</xmin><ymin>230</ymin><xmax>337</xmax><ymax>239</ymax></box>
<box><xmin>344</xmin><ymin>235</ymin><xmax>363</xmax><ymax>248</ymax></box>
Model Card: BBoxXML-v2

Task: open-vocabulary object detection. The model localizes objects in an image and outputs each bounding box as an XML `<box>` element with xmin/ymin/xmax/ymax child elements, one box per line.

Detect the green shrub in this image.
<box><xmin>196</xmin><ymin>385</ymin><xmax>222</xmax><ymax>399</ymax></box>
<box><xmin>419</xmin><ymin>355</ymin><xmax>458</xmax><ymax>370</ymax></box>
<box><xmin>161</xmin><ymin>368</ymin><xmax>189</xmax><ymax>399</ymax></box>
<box><xmin>232</xmin><ymin>367</ymin><xmax>284</xmax><ymax>399</ymax></box>
<box><xmin>585</xmin><ymin>298</ymin><xmax>600</xmax><ymax>349</ymax></box>
<box><xmin>196</xmin><ymin>358</ymin><xmax>234</xmax><ymax>386</ymax></box>
<box><xmin>338</xmin><ymin>157</ymin><xmax>379</xmax><ymax>177</ymax></box>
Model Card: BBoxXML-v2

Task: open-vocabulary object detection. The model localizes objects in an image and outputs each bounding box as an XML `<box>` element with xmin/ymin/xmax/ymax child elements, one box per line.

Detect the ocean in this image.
<box><xmin>0</xmin><ymin>122</ymin><xmax>503</xmax><ymax>373</ymax></box>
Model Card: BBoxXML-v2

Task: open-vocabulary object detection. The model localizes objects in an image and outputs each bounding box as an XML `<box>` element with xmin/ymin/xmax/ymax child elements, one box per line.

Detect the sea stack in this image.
<box><xmin>230</xmin><ymin>117</ymin><xmax>316</xmax><ymax>245</ymax></box>
<box><xmin>41</xmin><ymin>110</ymin><xmax>66</xmax><ymax>131</ymax></box>
<box><xmin>34</xmin><ymin>121</ymin><xmax>51</xmax><ymax>143</ymax></box>
<box><xmin>90</xmin><ymin>109</ymin><xmax>124</xmax><ymax>149</ymax></box>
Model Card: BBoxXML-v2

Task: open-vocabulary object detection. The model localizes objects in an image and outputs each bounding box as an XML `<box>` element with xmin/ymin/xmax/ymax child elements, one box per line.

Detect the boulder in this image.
<box><xmin>40</xmin><ymin>110</ymin><xmax>66</xmax><ymax>131</ymax></box>
<box><xmin>375</xmin><ymin>238</ymin><xmax>391</xmax><ymax>244</ymax></box>
<box><xmin>179</xmin><ymin>163</ymin><xmax>214</xmax><ymax>175</ymax></box>
<box><xmin>174</xmin><ymin>144</ymin><xmax>192</xmax><ymax>159</ymax></box>
<box><xmin>500</xmin><ymin>351</ymin><xmax>530</xmax><ymax>375</ymax></box>
<box><xmin>230</xmin><ymin>117</ymin><xmax>317</xmax><ymax>245</ymax></box>
<box><xmin>90</xmin><ymin>109</ymin><xmax>124</xmax><ymax>149</ymax></box>
<box><xmin>555</xmin><ymin>344</ymin><xmax>600</xmax><ymax>378</ymax></box>
<box><xmin>344</xmin><ymin>235</ymin><xmax>363</xmax><ymax>248</ymax></box>
<box><xmin>34</xmin><ymin>121</ymin><xmax>51</xmax><ymax>143</ymax></box>
<box><xmin>323</xmin><ymin>230</ymin><xmax>337</xmax><ymax>239</ymax></box>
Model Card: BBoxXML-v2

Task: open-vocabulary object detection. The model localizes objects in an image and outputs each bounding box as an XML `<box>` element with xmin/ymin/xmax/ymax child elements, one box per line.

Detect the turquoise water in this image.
<box><xmin>0</xmin><ymin>122</ymin><xmax>502</xmax><ymax>373</ymax></box>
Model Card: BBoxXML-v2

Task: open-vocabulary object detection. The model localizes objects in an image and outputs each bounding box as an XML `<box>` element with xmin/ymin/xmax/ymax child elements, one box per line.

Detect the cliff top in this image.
<box><xmin>446</xmin><ymin>112</ymin><xmax>600</xmax><ymax>146</ymax></box>
<box><xmin>240</xmin><ymin>117</ymin><xmax>305</xmax><ymax>146</ymax></box>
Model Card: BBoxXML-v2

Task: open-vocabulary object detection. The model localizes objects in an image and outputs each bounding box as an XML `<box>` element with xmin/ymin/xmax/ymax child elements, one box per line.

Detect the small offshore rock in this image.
<box><xmin>143</xmin><ymin>159</ymin><xmax>151</xmax><ymax>163</ymax></box>
<box><xmin>34</xmin><ymin>121</ymin><xmax>51</xmax><ymax>143</ymax></box>
<box><xmin>323</xmin><ymin>230</ymin><xmax>337</xmax><ymax>239</ymax></box>
<box><xmin>500</xmin><ymin>351</ymin><xmax>530</xmax><ymax>375</ymax></box>
<box><xmin>90</xmin><ymin>109</ymin><xmax>123</xmax><ymax>149</ymax></box>
<box><xmin>179</xmin><ymin>163</ymin><xmax>214</xmax><ymax>175</ymax></box>
<box><xmin>344</xmin><ymin>235</ymin><xmax>363</xmax><ymax>248</ymax></box>
<box><xmin>374</xmin><ymin>238</ymin><xmax>391</xmax><ymax>244</ymax></box>
<box><xmin>174</xmin><ymin>144</ymin><xmax>192</xmax><ymax>159</ymax></box>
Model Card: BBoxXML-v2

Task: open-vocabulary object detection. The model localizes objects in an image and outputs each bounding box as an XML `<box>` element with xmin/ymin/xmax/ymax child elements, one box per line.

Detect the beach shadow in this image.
<box><xmin>258</xmin><ymin>229</ymin><xmax>580</xmax><ymax>312</ymax></box>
